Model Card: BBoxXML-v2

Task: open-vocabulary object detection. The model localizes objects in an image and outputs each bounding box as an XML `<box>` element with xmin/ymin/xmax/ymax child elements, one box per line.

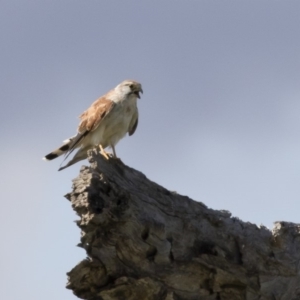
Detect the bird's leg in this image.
<box><xmin>111</xmin><ymin>145</ymin><xmax>117</xmax><ymax>158</ymax></box>
<box><xmin>99</xmin><ymin>144</ymin><xmax>110</xmax><ymax>160</ymax></box>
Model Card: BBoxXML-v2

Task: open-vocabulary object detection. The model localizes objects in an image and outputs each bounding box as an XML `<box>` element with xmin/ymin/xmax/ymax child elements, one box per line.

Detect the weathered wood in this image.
<box><xmin>65</xmin><ymin>149</ymin><xmax>300</xmax><ymax>300</ymax></box>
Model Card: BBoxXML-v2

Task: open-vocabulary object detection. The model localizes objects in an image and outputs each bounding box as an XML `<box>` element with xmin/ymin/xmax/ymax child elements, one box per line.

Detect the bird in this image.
<box><xmin>43</xmin><ymin>80</ymin><xmax>143</xmax><ymax>171</ymax></box>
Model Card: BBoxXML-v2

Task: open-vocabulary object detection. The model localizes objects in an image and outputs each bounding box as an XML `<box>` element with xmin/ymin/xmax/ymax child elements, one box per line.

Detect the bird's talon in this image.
<box><xmin>99</xmin><ymin>145</ymin><xmax>110</xmax><ymax>160</ymax></box>
<box><xmin>101</xmin><ymin>151</ymin><xmax>110</xmax><ymax>160</ymax></box>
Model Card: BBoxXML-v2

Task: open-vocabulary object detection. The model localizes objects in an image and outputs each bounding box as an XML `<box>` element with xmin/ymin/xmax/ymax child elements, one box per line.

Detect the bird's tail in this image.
<box><xmin>43</xmin><ymin>137</ymin><xmax>75</xmax><ymax>161</ymax></box>
<box><xmin>58</xmin><ymin>146</ymin><xmax>90</xmax><ymax>171</ymax></box>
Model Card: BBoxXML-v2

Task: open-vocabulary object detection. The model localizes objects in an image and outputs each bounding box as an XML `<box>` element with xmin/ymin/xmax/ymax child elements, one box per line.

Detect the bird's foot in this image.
<box><xmin>99</xmin><ymin>145</ymin><xmax>111</xmax><ymax>160</ymax></box>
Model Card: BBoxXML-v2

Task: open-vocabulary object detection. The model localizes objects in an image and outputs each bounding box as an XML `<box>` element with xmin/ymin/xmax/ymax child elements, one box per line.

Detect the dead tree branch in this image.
<box><xmin>65</xmin><ymin>149</ymin><xmax>300</xmax><ymax>300</ymax></box>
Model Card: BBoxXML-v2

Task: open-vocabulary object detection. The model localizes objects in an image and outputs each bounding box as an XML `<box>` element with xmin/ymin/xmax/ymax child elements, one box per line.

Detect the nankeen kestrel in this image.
<box><xmin>43</xmin><ymin>80</ymin><xmax>143</xmax><ymax>171</ymax></box>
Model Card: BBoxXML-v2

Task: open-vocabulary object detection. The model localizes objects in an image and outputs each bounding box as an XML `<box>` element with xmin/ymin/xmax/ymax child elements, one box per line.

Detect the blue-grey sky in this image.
<box><xmin>1</xmin><ymin>1</ymin><xmax>300</xmax><ymax>299</ymax></box>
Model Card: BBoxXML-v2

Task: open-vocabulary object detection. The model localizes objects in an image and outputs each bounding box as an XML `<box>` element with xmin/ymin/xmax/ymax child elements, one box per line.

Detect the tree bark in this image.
<box><xmin>65</xmin><ymin>149</ymin><xmax>300</xmax><ymax>300</ymax></box>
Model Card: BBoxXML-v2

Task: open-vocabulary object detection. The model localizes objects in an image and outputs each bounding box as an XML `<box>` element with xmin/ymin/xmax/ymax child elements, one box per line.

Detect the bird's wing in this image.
<box><xmin>78</xmin><ymin>94</ymin><xmax>116</xmax><ymax>133</ymax></box>
<box><xmin>128</xmin><ymin>108</ymin><xmax>139</xmax><ymax>136</ymax></box>
<box><xmin>60</xmin><ymin>94</ymin><xmax>116</xmax><ymax>161</ymax></box>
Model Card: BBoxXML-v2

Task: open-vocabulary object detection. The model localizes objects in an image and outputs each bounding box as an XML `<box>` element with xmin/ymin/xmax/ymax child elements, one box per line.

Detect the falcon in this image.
<box><xmin>43</xmin><ymin>80</ymin><xmax>143</xmax><ymax>171</ymax></box>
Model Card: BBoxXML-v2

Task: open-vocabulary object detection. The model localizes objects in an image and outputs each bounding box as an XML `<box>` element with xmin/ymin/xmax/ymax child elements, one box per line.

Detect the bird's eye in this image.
<box><xmin>129</xmin><ymin>84</ymin><xmax>134</xmax><ymax>89</ymax></box>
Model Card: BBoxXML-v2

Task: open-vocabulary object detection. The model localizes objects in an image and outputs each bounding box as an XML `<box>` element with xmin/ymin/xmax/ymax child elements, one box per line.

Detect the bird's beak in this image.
<box><xmin>135</xmin><ymin>88</ymin><xmax>143</xmax><ymax>99</ymax></box>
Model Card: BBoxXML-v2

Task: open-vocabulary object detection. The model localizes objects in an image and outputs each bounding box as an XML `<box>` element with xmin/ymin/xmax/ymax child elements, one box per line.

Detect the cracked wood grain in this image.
<box><xmin>65</xmin><ymin>149</ymin><xmax>300</xmax><ymax>300</ymax></box>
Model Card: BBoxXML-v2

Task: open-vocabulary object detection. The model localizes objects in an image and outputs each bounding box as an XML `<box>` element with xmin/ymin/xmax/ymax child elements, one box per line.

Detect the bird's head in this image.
<box><xmin>116</xmin><ymin>80</ymin><xmax>143</xmax><ymax>99</ymax></box>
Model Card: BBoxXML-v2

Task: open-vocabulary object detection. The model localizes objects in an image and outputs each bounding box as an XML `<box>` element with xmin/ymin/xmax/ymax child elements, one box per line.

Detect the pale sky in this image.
<box><xmin>1</xmin><ymin>1</ymin><xmax>300</xmax><ymax>299</ymax></box>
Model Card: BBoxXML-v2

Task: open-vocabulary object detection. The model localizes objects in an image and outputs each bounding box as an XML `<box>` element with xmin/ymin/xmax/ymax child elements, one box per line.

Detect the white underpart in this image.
<box><xmin>82</xmin><ymin>93</ymin><xmax>138</xmax><ymax>151</ymax></box>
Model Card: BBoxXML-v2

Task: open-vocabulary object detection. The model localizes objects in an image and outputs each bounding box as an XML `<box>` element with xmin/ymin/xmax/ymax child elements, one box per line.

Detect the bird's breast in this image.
<box><xmin>99</xmin><ymin>98</ymin><xmax>137</xmax><ymax>147</ymax></box>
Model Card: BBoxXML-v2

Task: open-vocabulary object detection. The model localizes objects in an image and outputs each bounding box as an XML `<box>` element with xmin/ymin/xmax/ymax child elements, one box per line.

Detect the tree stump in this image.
<box><xmin>65</xmin><ymin>149</ymin><xmax>300</xmax><ymax>300</ymax></box>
